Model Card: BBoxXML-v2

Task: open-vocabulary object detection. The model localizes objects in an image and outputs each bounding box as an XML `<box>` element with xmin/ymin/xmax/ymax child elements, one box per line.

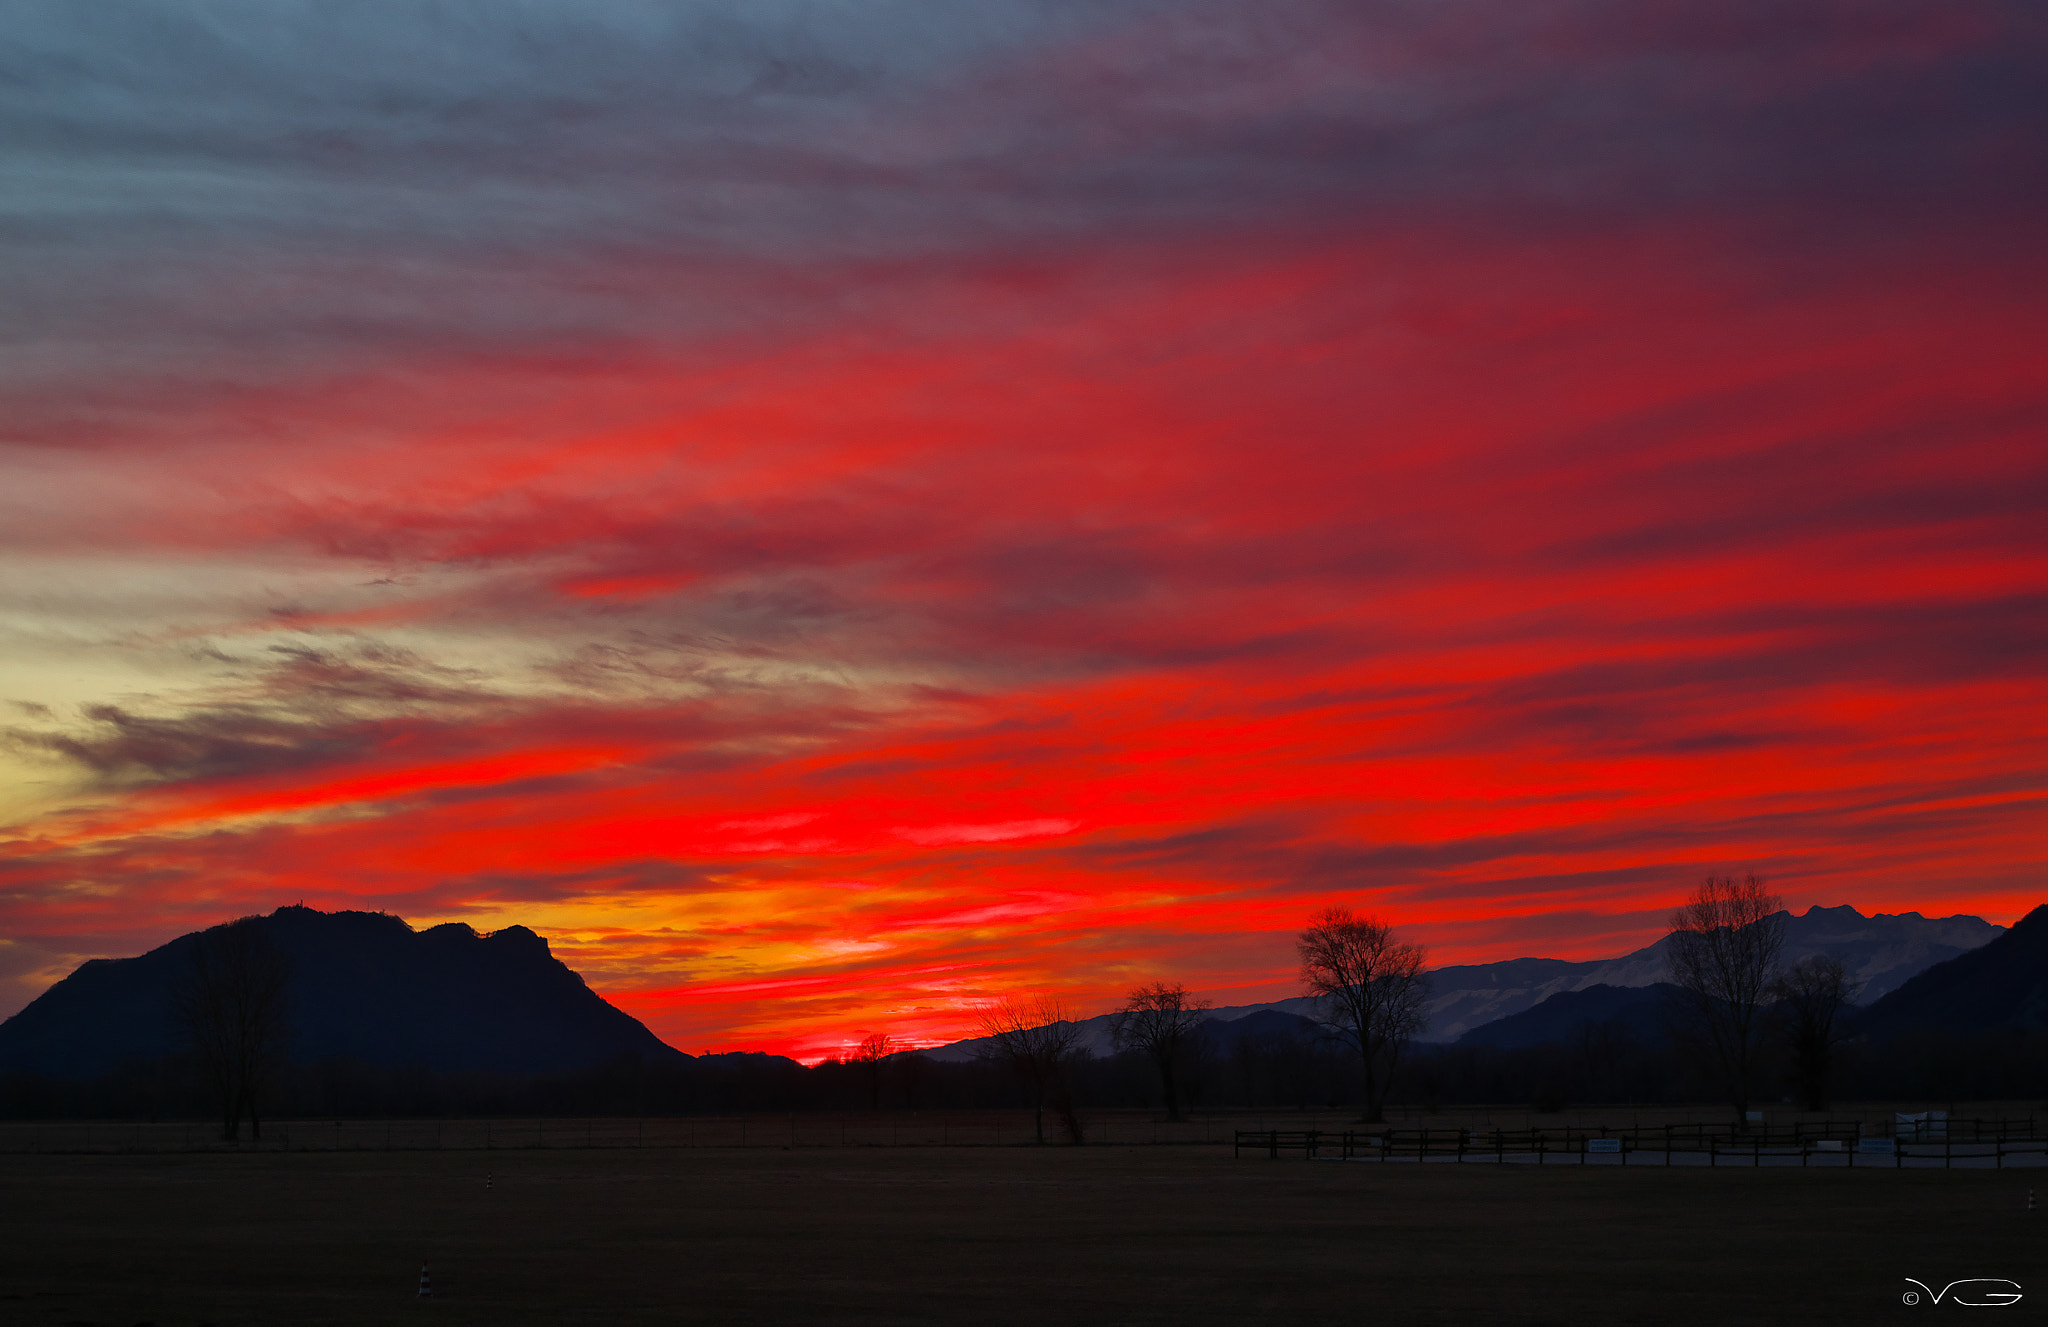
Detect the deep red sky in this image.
<box><xmin>2</xmin><ymin>1</ymin><xmax>2044</xmax><ymax>1060</ymax></box>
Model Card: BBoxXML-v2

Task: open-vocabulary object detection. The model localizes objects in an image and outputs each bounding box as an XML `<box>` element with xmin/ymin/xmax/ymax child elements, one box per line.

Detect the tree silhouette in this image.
<box><xmin>1771</xmin><ymin>954</ymin><xmax>1857</xmax><ymax>1110</ymax></box>
<box><xmin>1109</xmin><ymin>982</ymin><xmax>1211</xmax><ymax>1121</ymax></box>
<box><xmin>173</xmin><ymin>917</ymin><xmax>292</xmax><ymax>1141</ymax></box>
<box><xmin>851</xmin><ymin>1032</ymin><xmax>892</xmax><ymax>1109</ymax></box>
<box><xmin>976</xmin><ymin>996</ymin><xmax>1083</xmax><ymax>1144</ymax></box>
<box><xmin>1297</xmin><ymin>908</ymin><xmax>1429</xmax><ymax>1124</ymax></box>
<box><xmin>1664</xmin><ymin>874</ymin><xmax>1785</xmax><ymax>1118</ymax></box>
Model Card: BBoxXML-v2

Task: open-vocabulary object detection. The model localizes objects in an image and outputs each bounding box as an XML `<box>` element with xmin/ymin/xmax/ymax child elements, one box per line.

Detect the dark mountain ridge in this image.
<box><xmin>917</xmin><ymin>903</ymin><xmax>2002</xmax><ymax>1058</ymax></box>
<box><xmin>1454</xmin><ymin>983</ymin><xmax>1684</xmax><ymax>1051</ymax></box>
<box><xmin>1413</xmin><ymin>904</ymin><xmax>2002</xmax><ymax>1041</ymax></box>
<box><xmin>0</xmin><ymin>905</ymin><xmax>686</xmax><ymax>1079</ymax></box>
<box><xmin>1856</xmin><ymin>903</ymin><xmax>2048</xmax><ymax>1037</ymax></box>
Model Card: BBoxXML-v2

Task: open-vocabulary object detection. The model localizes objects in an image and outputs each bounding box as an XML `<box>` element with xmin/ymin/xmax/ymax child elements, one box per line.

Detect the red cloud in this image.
<box><xmin>4</xmin><ymin>1</ymin><xmax>2045</xmax><ymax>1055</ymax></box>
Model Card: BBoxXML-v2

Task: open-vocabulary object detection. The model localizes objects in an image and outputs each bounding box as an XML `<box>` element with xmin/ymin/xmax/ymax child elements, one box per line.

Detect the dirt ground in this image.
<box><xmin>1</xmin><ymin>1141</ymin><xmax>2040</xmax><ymax>1326</ymax></box>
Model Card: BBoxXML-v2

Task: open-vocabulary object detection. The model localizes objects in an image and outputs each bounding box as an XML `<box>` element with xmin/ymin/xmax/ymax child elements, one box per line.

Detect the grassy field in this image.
<box><xmin>2</xmin><ymin>1131</ymin><xmax>2041</xmax><ymax>1325</ymax></box>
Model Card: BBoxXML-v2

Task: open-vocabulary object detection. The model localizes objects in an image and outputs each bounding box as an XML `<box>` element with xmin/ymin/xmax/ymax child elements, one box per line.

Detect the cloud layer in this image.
<box><xmin>3</xmin><ymin>0</ymin><xmax>2044</xmax><ymax>1057</ymax></box>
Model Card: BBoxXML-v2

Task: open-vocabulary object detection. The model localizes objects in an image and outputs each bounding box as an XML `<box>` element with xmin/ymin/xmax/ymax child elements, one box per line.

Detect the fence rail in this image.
<box><xmin>0</xmin><ymin>1112</ymin><xmax>1239</xmax><ymax>1154</ymax></box>
<box><xmin>1233</xmin><ymin>1123</ymin><xmax>2048</xmax><ymax>1170</ymax></box>
<box><xmin>3</xmin><ymin>1110</ymin><xmax>2035</xmax><ymax>1162</ymax></box>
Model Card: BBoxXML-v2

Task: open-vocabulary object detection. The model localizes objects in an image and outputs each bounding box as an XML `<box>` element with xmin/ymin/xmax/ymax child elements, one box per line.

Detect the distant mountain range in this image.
<box><xmin>1446</xmin><ymin>904</ymin><xmax>2048</xmax><ymax>1050</ymax></box>
<box><xmin>1452</xmin><ymin>983</ymin><xmax>1685</xmax><ymax>1050</ymax></box>
<box><xmin>919</xmin><ymin>903</ymin><xmax>2004</xmax><ymax>1060</ymax></box>
<box><xmin>0</xmin><ymin>901</ymin><xmax>2014</xmax><ymax>1082</ymax></box>
<box><xmin>1413</xmin><ymin>905</ymin><xmax>2001</xmax><ymax>1042</ymax></box>
<box><xmin>0</xmin><ymin>906</ymin><xmax>685</xmax><ymax>1080</ymax></box>
<box><xmin>1857</xmin><ymin>903</ymin><xmax>2048</xmax><ymax>1036</ymax></box>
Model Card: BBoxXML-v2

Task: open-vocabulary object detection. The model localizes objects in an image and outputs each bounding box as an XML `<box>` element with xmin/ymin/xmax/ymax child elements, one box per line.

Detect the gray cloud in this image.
<box><xmin>1</xmin><ymin>639</ymin><xmax>500</xmax><ymax>783</ymax></box>
<box><xmin>5</xmin><ymin>0</ymin><xmax>2042</xmax><ymax>401</ymax></box>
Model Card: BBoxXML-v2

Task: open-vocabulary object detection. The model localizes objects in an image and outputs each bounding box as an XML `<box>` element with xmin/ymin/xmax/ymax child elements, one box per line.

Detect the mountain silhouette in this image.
<box><xmin>0</xmin><ymin>905</ymin><xmax>687</xmax><ymax>1080</ymax></box>
<box><xmin>914</xmin><ymin>903</ymin><xmax>2001</xmax><ymax>1058</ymax></box>
<box><xmin>1855</xmin><ymin>903</ymin><xmax>2048</xmax><ymax>1037</ymax></box>
<box><xmin>1414</xmin><ymin>904</ymin><xmax>2000</xmax><ymax>1041</ymax></box>
<box><xmin>1453</xmin><ymin>983</ymin><xmax>1683</xmax><ymax>1050</ymax></box>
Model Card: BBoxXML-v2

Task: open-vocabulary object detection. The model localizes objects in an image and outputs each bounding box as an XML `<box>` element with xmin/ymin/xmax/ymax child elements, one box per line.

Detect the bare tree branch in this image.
<box><xmin>977</xmin><ymin>996</ymin><xmax>1084</xmax><ymax>1144</ymax></box>
<box><xmin>1663</xmin><ymin>873</ymin><xmax>1785</xmax><ymax>1118</ymax></box>
<box><xmin>851</xmin><ymin>1031</ymin><xmax>892</xmax><ymax>1110</ymax></box>
<box><xmin>173</xmin><ymin>917</ymin><xmax>292</xmax><ymax>1141</ymax></box>
<box><xmin>1297</xmin><ymin>907</ymin><xmax>1428</xmax><ymax>1124</ymax></box>
<box><xmin>1771</xmin><ymin>954</ymin><xmax>1858</xmax><ymax>1110</ymax></box>
<box><xmin>1109</xmin><ymin>982</ymin><xmax>1212</xmax><ymax>1122</ymax></box>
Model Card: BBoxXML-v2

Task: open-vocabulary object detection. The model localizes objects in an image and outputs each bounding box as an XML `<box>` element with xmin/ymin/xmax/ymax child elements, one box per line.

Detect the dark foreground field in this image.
<box><xmin>2</xmin><ymin>1142</ymin><xmax>2040</xmax><ymax>1326</ymax></box>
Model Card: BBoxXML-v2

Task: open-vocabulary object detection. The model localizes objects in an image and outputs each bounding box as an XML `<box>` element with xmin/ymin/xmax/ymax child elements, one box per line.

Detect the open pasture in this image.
<box><xmin>2</xmin><ymin>1129</ymin><xmax>2040</xmax><ymax>1325</ymax></box>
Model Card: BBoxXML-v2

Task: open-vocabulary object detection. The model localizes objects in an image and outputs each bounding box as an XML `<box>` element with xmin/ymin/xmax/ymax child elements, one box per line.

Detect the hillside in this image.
<box><xmin>0</xmin><ymin>906</ymin><xmax>687</xmax><ymax>1080</ymax></box>
<box><xmin>1453</xmin><ymin>983</ymin><xmax>1683</xmax><ymax>1050</ymax></box>
<box><xmin>915</xmin><ymin>904</ymin><xmax>2001</xmax><ymax>1059</ymax></box>
<box><xmin>1856</xmin><ymin>903</ymin><xmax>2048</xmax><ymax>1036</ymax></box>
<box><xmin>1414</xmin><ymin>904</ymin><xmax>2000</xmax><ymax>1041</ymax></box>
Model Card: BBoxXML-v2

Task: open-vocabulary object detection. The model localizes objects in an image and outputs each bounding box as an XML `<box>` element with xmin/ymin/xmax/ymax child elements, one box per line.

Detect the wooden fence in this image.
<box><xmin>1234</xmin><ymin>1120</ymin><xmax>2048</xmax><ymax>1169</ymax></box>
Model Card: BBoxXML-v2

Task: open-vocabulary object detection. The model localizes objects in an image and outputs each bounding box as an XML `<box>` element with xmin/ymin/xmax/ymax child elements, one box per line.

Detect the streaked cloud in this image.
<box><xmin>2</xmin><ymin>0</ymin><xmax>2043</xmax><ymax>1057</ymax></box>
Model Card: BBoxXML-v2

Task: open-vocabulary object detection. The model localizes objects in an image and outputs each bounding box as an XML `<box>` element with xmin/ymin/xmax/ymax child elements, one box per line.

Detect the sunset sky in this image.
<box><xmin>2</xmin><ymin>1</ymin><xmax>2044</xmax><ymax>1060</ymax></box>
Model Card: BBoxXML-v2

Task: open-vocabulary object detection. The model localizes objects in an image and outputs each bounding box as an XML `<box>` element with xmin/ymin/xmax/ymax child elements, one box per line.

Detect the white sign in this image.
<box><xmin>1587</xmin><ymin>1138</ymin><xmax>1621</xmax><ymax>1153</ymax></box>
<box><xmin>1858</xmin><ymin>1137</ymin><xmax>1895</xmax><ymax>1155</ymax></box>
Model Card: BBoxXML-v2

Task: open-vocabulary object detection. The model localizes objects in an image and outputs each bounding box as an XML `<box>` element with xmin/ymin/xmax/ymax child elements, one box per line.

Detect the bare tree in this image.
<box><xmin>851</xmin><ymin>1032</ymin><xmax>892</xmax><ymax>1109</ymax></box>
<box><xmin>1109</xmin><ymin>982</ymin><xmax>1213</xmax><ymax>1122</ymax></box>
<box><xmin>1771</xmin><ymin>955</ymin><xmax>1858</xmax><ymax>1111</ymax></box>
<box><xmin>173</xmin><ymin>917</ymin><xmax>293</xmax><ymax>1141</ymax></box>
<box><xmin>1663</xmin><ymin>874</ymin><xmax>1786</xmax><ymax>1118</ymax></box>
<box><xmin>1296</xmin><ymin>908</ymin><xmax>1429</xmax><ymax>1124</ymax></box>
<box><xmin>976</xmin><ymin>996</ymin><xmax>1084</xmax><ymax>1144</ymax></box>
<box><xmin>894</xmin><ymin>1049</ymin><xmax>930</xmax><ymax>1110</ymax></box>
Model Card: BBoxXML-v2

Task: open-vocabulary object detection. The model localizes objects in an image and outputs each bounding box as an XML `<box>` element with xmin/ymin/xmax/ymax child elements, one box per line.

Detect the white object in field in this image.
<box><xmin>1895</xmin><ymin>1110</ymin><xmax>1948</xmax><ymax>1140</ymax></box>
